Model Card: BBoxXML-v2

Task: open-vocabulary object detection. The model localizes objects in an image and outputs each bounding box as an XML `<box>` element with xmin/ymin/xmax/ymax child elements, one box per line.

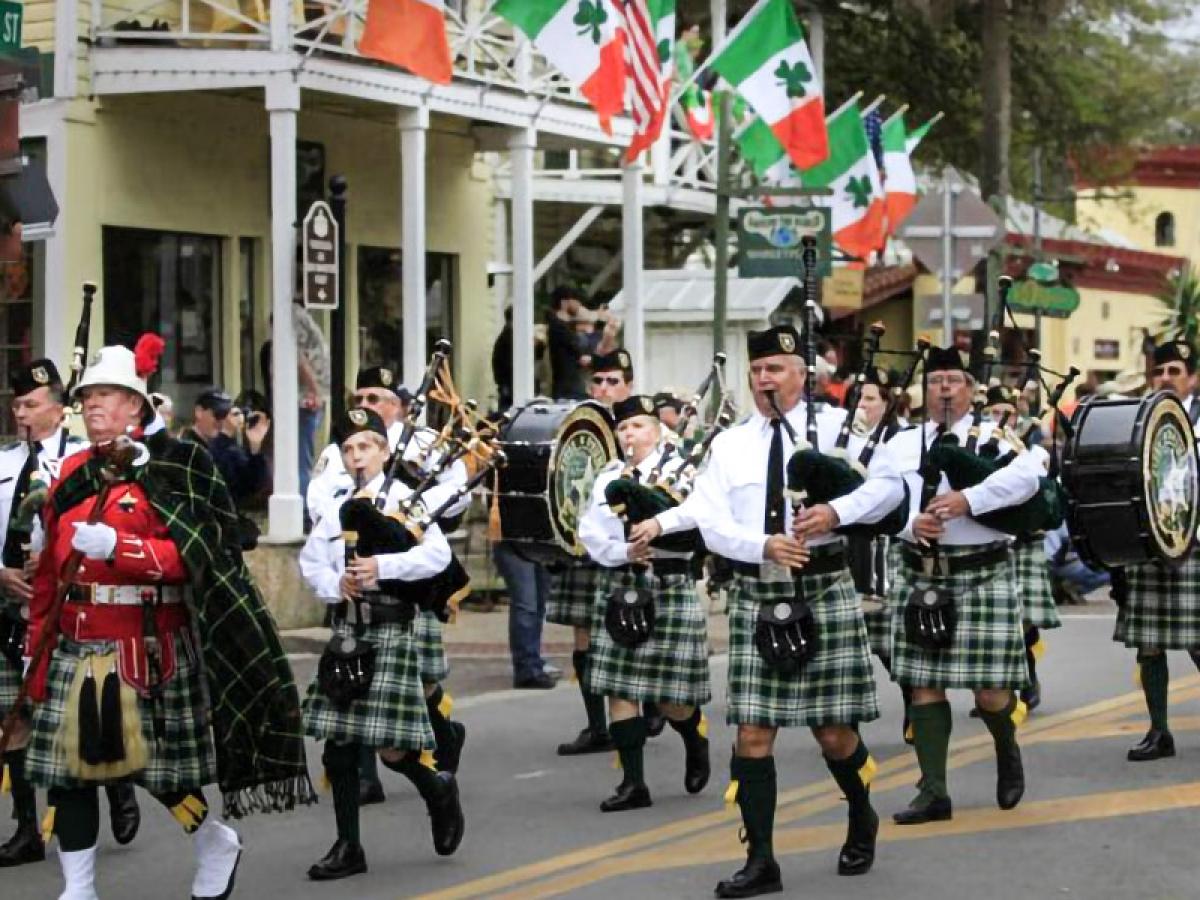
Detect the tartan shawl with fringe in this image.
<box><xmin>51</xmin><ymin>432</ymin><xmax>315</xmax><ymax>818</ymax></box>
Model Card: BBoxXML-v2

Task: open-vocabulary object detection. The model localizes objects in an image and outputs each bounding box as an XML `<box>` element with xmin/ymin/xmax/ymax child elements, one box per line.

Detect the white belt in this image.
<box><xmin>72</xmin><ymin>584</ymin><xmax>185</xmax><ymax>606</ymax></box>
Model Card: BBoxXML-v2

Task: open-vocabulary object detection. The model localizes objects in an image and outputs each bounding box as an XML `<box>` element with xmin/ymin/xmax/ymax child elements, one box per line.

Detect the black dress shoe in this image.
<box><xmin>1020</xmin><ymin>682</ymin><xmax>1042</xmax><ymax>712</ymax></box>
<box><xmin>837</xmin><ymin>807</ymin><xmax>879</xmax><ymax>876</ymax></box>
<box><xmin>1128</xmin><ymin>729</ymin><xmax>1175</xmax><ymax>762</ymax></box>
<box><xmin>600</xmin><ymin>781</ymin><xmax>652</xmax><ymax>812</ymax></box>
<box><xmin>359</xmin><ymin>780</ymin><xmax>386</xmax><ymax>806</ymax></box>
<box><xmin>714</xmin><ymin>855</ymin><xmax>782</xmax><ymax>898</ymax></box>
<box><xmin>0</xmin><ymin>823</ymin><xmax>45</xmax><ymax>867</ymax></box>
<box><xmin>514</xmin><ymin>672</ymin><xmax>558</xmax><ymax>690</ymax></box>
<box><xmin>684</xmin><ymin>736</ymin><xmax>711</xmax><ymax>795</ymax></box>
<box><xmin>307</xmin><ymin>839</ymin><xmax>367</xmax><ymax>881</ymax></box>
<box><xmin>892</xmin><ymin>795</ymin><xmax>953</xmax><ymax>825</ymax></box>
<box><xmin>427</xmin><ymin>773</ymin><xmax>465</xmax><ymax>856</ymax></box>
<box><xmin>557</xmin><ymin>727</ymin><xmax>613</xmax><ymax>756</ymax></box>
<box><xmin>107</xmin><ymin>782</ymin><xmax>141</xmax><ymax>846</ymax></box>
<box><xmin>996</xmin><ymin>744</ymin><xmax>1025</xmax><ymax>810</ymax></box>
<box><xmin>435</xmin><ymin>721</ymin><xmax>467</xmax><ymax>774</ymax></box>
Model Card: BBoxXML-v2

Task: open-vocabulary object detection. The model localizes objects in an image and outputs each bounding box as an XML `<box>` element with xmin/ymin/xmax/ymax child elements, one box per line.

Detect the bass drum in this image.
<box><xmin>1061</xmin><ymin>391</ymin><xmax>1200</xmax><ymax>569</ymax></box>
<box><xmin>495</xmin><ymin>400</ymin><xmax>620</xmax><ymax>565</ymax></box>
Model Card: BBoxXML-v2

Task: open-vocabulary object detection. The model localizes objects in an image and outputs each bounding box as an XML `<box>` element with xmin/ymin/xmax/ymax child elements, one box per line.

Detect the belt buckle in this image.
<box><xmin>920</xmin><ymin>554</ymin><xmax>949</xmax><ymax>578</ymax></box>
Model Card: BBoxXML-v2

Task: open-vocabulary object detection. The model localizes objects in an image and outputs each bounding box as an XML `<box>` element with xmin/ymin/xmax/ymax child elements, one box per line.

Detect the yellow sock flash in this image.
<box><xmin>1031</xmin><ymin>636</ymin><xmax>1046</xmax><ymax>661</ymax></box>
<box><xmin>697</xmin><ymin>712</ymin><xmax>709</xmax><ymax>740</ymax></box>
<box><xmin>904</xmin><ymin>722</ymin><xmax>914</xmax><ymax>743</ymax></box>
<box><xmin>1134</xmin><ymin>663</ymin><xmax>1142</xmax><ymax>689</ymax></box>
<box><xmin>1</xmin><ymin>763</ymin><xmax>9</xmax><ymax>794</ymax></box>
<box><xmin>724</xmin><ymin>780</ymin><xmax>739</xmax><ymax>806</ymax></box>
<box><xmin>169</xmin><ymin>794</ymin><xmax>208</xmax><ymax>834</ymax></box>
<box><xmin>318</xmin><ymin>771</ymin><xmax>332</xmax><ymax>792</ymax></box>
<box><xmin>612</xmin><ymin>752</ymin><xmax>622</xmax><ymax>770</ymax></box>
<box><xmin>858</xmin><ymin>754</ymin><xmax>878</xmax><ymax>788</ymax></box>
<box><xmin>419</xmin><ymin>749</ymin><xmax>438</xmax><ymax>771</ymax></box>
<box><xmin>438</xmin><ymin>692</ymin><xmax>454</xmax><ymax>719</ymax></box>
<box><xmin>1011</xmin><ymin>699</ymin><xmax>1029</xmax><ymax>729</ymax></box>
<box><xmin>41</xmin><ymin>807</ymin><xmax>55</xmax><ymax>845</ymax></box>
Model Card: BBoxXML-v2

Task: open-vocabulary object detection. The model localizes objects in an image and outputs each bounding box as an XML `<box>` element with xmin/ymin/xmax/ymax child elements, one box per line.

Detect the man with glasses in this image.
<box><xmin>183</xmin><ymin>389</ymin><xmax>272</xmax><ymax>502</ymax></box>
<box><xmin>1114</xmin><ymin>339</ymin><xmax>1200</xmax><ymax>761</ymax></box>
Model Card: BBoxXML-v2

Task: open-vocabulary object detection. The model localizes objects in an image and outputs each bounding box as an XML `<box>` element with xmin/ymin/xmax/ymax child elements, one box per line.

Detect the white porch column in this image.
<box><xmin>40</xmin><ymin>108</ymin><xmax>69</xmax><ymax>365</ymax></box>
<box><xmin>399</xmin><ymin>107</ymin><xmax>429</xmax><ymax>390</ymax></box>
<box><xmin>621</xmin><ymin>161</ymin><xmax>645</xmax><ymax>390</ymax></box>
<box><xmin>508</xmin><ymin>126</ymin><xmax>536</xmax><ymax>403</ymax></box>
<box><xmin>265</xmin><ymin>80</ymin><xmax>303</xmax><ymax>542</ymax></box>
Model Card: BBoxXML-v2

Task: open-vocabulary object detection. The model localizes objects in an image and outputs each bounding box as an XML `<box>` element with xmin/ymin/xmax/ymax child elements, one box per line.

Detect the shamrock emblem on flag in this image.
<box><xmin>773</xmin><ymin>60</ymin><xmax>812</xmax><ymax>99</ymax></box>
<box><xmin>845</xmin><ymin>175</ymin><xmax>873</xmax><ymax>209</ymax></box>
<box><xmin>574</xmin><ymin>0</ymin><xmax>608</xmax><ymax>44</ymax></box>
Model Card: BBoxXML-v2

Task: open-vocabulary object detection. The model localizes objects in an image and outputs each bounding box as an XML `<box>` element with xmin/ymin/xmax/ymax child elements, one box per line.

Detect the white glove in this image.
<box><xmin>71</xmin><ymin>522</ymin><xmax>118</xmax><ymax>560</ymax></box>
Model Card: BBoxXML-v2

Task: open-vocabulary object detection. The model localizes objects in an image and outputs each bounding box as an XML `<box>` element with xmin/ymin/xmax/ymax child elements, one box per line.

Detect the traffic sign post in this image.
<box><xmin>301</xmin><ymin>200</ymin><xmax>339</xmax><ymax>310</ymax></box>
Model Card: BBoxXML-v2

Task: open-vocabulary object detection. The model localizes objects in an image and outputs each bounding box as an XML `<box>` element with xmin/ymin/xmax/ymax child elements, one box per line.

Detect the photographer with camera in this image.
<box><xmin>181</xmin><ymin>387</ymin><xmax>272</xmax><ymax>503</ymax></box>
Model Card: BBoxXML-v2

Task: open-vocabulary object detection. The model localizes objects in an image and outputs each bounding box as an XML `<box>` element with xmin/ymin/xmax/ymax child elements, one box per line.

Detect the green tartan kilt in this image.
<box><xmin>0</xmin><ymin>650</ymin><xmax>22</xmax><ymax>713</ymax></box>
<box><xmin>890</xmin><ymin>543</ymin><xmax>1030</xmax><ymax>691</ymax></box>
<box><xmin>1013</xmin><ymin>538</ymin><xmax>1061</xmax><ymax>630</ymax></box>
<box><xmin>26</xmin><ymin>633</ymin><xmax>217</xmax><ymax>793</ymax></box>
<box><xmin>303</xmin><ymin>619</ymin><xmax>434</xmax><ymax>751</ymax></box>
<box><xmin>727</xmin><ymin>571</ymin><xmax>879</xmax><ymax>728</ymax></box>
<box><xmin>585</xmin><ymin>569</ymin><xmax>712</xmax><ymax>706</ymax></box>
<box><xmin>413</xmin><ymin>611</ymin><xmax>448</xmax><ymax>684</ymax></box>
<box><xmin>546</xmin><ymin>562</ymin><xmax>600</xmax><ymax>628</ymax></box>
<box><xmin>1114</xmin><ymin>553</ymin><xmax>1200</xmax><ymax>649</ymax></box>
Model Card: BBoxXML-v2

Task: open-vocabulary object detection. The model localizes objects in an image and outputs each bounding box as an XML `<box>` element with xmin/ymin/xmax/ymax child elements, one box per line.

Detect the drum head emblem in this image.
<box><xmin>1143</xmin><ymin>400</ymin><xmax>1200</xmax><ymax>562</ymax></box>
<box><xmin>549</xmin><ymin>403</ymin><xmax>619</xmax><ymax>556</ymax></box>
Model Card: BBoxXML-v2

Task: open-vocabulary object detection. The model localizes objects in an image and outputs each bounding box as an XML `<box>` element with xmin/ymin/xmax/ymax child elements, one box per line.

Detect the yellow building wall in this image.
<box><xmin>1077</xmin><ymin>185</ymin><xmax>1200</xmax><ymax>264</ymax></box>
<box><xmin>54</xmin><ymin>91</ymin><xmax>498</xmax><ymax>413</ymax></box>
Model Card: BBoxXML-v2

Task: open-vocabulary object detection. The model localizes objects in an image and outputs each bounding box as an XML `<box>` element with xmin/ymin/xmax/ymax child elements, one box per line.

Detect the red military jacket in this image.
<box><xmin>26</xmin><ymin>448</ymin><xmax>188</xmax><ymax>700</ymax></box>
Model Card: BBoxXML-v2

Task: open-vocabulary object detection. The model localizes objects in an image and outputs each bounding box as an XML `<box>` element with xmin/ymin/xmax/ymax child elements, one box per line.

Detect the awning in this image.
<box><xmin>609</xmin><ymin>270</ymin><xmax>803</xmax><ymax>324</ymax></box>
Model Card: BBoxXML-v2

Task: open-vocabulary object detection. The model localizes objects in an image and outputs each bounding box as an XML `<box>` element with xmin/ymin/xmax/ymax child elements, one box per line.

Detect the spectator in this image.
<box><xmin>653</xmin><ymin>392</ymin><xmax>683</xmax><ymax>433</ymax></box>
<box><xmin>293</xmin><ymin>300</ymin><xmax>331</xmax><ymax>504</ymax></box>
<box><xmin>493</xmin><ymin>541</ymin><xmax>556</xmax><ymax>689</ymax></box>
<box><xmin>181</xmin><ymin>388</ymin><xmax>272</xmax><ymax>503</ymax></box>
<box><xmin>150</xmin><ymin>391</ymin><xmax>175</xmax><ymax>431</ymax></box>
<box><xmin>547</xmin><ymin>286</ymin><xmax>618</xmax><ymax>399</ymax></box>
<box><xmin>492</xmin><ymin>306</ymin><xmax>514</xmax><ymax>412</ymax></box>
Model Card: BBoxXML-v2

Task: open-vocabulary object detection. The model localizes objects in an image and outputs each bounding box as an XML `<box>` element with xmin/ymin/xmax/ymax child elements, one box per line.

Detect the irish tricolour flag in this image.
<box><xmin>710</xmin><ymin>0</ymin><xmax>827</xmax><ymax>169</ymax></box>
<box><xmin>358</xmin><ymin>0</ymin><xmax>453</xmax><ymax>84</ymax></box>
<box><xmin>494</xmin><ymin>0</ymin><xmax>627</xmax><ymax>134</ymax></box>
<box><xmin>801</xmin><ymin>99</ymin><xmax>885</xmax><ymax>261</ymax></box>
<box><xmin>881</xmin><ymin>112</ymin><xmax>916</xmax><ymax>233</ymax></box>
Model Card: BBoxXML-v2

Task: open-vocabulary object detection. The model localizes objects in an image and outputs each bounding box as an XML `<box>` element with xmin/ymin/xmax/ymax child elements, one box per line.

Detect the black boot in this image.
<box><xmin>307</xmin><ymin>839</ymin><xmax>367</xmax><ymax>881</ymax></box>
<box><xmin>601</xmin><ymin>718</ymin><xmax>652</xmax><ymax>812</ymax></box>
<box><xmin>716</xmin><ymin>755</ymin><xmax>782</xmax><ymax>898</ymax></box>
<box><xmin>383</xmin><ymin>753</ymin><xmax>465</xmax><ymax>856</ymax></box>
<box><xmin>715</xmin><ymin>856</ymin><xmax>783</xmax><ymax>898</ymax></box>
<box><xmin>1128</xmin><ymin>728</ymin><xmax>1175</xmax><ymax>761</ymax></box>
<box><xmin>0</xmin><ymin>749</ymin><xmax>44</xmax><ymax>867</ymax></box>
<box><xmin>557</xmin><ymin>727</ymin><xmax>614</xmax><ymax>755</ymax></box>
<box><xmin>978</xmin><ymin>695</ymin><xmax>1025</xmax><ymax>811</ymax></box>
<box><xmin>106</xmin><ymin>782</ymin><xmax>141</xmax><ymax>846</ymax></box>
<box><xmin>667</xmin><ymin>707</ymin><xmax>711</xmax><ymax>795</ymax></box>
<box><xmin>559</xmin><ymin>650</ymin><xmax>611</xmax><ymax>754</ymax></box>
<box><xmin>1130</xmin><ymin>652</ymin><xmax>1173</xmax><ymax>761</ymax></box>
<box><xmin>825</xmin><ymin>739</ymin><xmax>879</xmax><ymax>876</ymax></box>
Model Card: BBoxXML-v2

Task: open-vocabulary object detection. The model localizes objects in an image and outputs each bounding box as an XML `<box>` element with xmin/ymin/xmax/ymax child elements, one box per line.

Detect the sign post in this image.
<box><xmin>301</xmin><ymin>200</ymin><xmax>339</xmax><ymax>310</ymax></box>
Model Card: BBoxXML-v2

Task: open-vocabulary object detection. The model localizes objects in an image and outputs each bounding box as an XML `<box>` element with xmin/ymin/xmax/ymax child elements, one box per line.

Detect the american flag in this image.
<box><xmin>863</xmin><ymin>108</ymin><xmax>885</xmax><ymax>172</ymax></box>
<box><xmin>622</xmin><ymin>0</ymin><xmax>671</xmax><ymax>162</ymax></box>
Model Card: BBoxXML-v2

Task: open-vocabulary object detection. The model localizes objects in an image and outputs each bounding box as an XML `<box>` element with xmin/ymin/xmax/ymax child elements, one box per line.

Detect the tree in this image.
<box><xmin>1155</xmin><ymin>263</ymin><xmax>1200</xmax><ymax>345</ymax></box>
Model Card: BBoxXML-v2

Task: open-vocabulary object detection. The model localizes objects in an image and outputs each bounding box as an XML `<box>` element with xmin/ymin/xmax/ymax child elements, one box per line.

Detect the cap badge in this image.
<box><xmin>379</xmin><ymin>367</ymin><xmax>393</xmax><ymax>385</ymax></box>
<box><xmin>31</xmin><ymin>366</ymin><xmax>48</xmax><ymax>385</ymax></box>
<box><xmin>1181</xmin><ymin>345</ymin><xmax>1192</xmax><ymax>360</ymax></box>
<box><xmin>348</xmin><ymin>409</ymin><xmax>368</xmax><ymax>426</ymax></box>
<box><xmin>779</xmin><ymin>333</ymin><xmax>796</xmax><ymax>353</ymax></box>
<box><xmin>618</xmin><ymin>351</ymin><xmax>631</xmax><ymax>369</ymax></box>
<box><xmin>640</xmin><ymin>397</ymin><xmax>654</xmax><ymax>414</ymax></box>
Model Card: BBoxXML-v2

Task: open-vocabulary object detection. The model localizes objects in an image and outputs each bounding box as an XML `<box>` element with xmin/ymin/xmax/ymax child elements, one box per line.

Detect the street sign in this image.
<box><xmin>823</xmin><ymin>266</ymin><xmax>864</xmax><ymax>309</ymax></box>
<box><xmin>737</xmin><ymin>207</ymin><xmax>832</xmax><ymax>278</ymax></box>
<box><xmin>1009</xmin><ymin>260</ymin><xmax>1080</xmax><ymax>319</ymax></box>
<box><xmin>899</xmin><ymin>167</ymin><xmax>1005</xmax><ymax>281</ymax></box>
<box><xmin>0</xmin><ymin>2</ymin><xmax>21</xmax><ymax>56</ymax></box>
<box><xmin>301</xmin><ymin>200</ymin><xmax>338</xmax><ymax>310</ymax></box>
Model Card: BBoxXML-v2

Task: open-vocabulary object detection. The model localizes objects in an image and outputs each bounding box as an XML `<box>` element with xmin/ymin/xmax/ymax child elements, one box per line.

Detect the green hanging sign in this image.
<box><xmin>1008</xmin><ymin>261</ymin><xmax>1080</xmax><ymax>319</ymax></box>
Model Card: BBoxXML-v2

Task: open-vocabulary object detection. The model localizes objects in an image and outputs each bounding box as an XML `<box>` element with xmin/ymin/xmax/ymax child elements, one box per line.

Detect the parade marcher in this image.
<box><xmin>634</xmin><ymin>326</ymin><xmax>905</xmax><ymax>896</ymax></box>
<box><xmin>883</xmin><ymin>347</ymin><xmax>1043</xmax><ymax>825</ymax></box>
<box><xmin>653</xmin><ymin>392</ymin><xmax>683</xmax><ymax>434</ymax></box>
<box><xmin>0</xmin><ymin>360</ymin><xmax>142</xmax><ymax>866</ymax></box>
<box><xmin>1114</xmin><ymin>339</ymin><xmax>1200</xmax><ymax>761</ymax></box>
<box><xmin>308</xmin><ymin>366</ymin><xmax>470</xmax><ymax>801</ymax></box>
<box><xmin>577</xmin><ymin>395</ymin><xmax>711</xmax><ymax>812</ymax></box>
<box><xmin>23</xmin><ymin>338</ymin><xmax>313</xmax><ymax>899</ymax></box>
<box><xmin>299</xmin><ymin>407</ymin><xmax>465</xmax><ymax>880</ymax></box>
<box><xmin>984</xmin><ymin>383</ymin><xmax>1061</xmax><ymax>713</ymax></box>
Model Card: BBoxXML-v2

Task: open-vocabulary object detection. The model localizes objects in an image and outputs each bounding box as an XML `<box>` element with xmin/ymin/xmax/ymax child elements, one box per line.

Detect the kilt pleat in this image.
<box><xmin>1115</xmin><ymin>553</ymin><xmax>1200</xmax><ymax>649</ymax></box>
<box><xmin>890</xmin><ymin>543</ymin><xmax>1030</xmax><ymax>691</ymax></box>
<box><xmin>546</xmin><ymin>562</ymin><xmax>601</xmax><ymax>628</ymax></box>
<box><xmin>413</xmin><ymin>611</ymin><xmax>449</xmax><ymax>684</ymax></box>
<box><xmin>585</xmin><ymin>569</ymin><xmax>712</xmax><ymax>706</ymax></box>
<box><xmin>1013</xmin><ymin>539</ymin><xmax>1061</xmax><ymax>629</ymax></box>
<box><xmin>26</xmin><ymin>633</ymin><xmax>217</xmax><ymax>793</ymax></box>
<box><xmin>303</xmin><ymin>619</ymin><xmax>433</xmax><ymax>751</ymax></box>
<box><xmin>727</xmin><ymin>571</ymin><xmax>879</xmax><ymax>728</ymax></box>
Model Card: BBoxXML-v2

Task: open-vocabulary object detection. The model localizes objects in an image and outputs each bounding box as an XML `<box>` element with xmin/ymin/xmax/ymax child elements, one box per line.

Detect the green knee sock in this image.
<box><xmin>4</xmin><ymin>749</ymin><xmax>37</xmax><ymax>828</ymax></box>
<box><xmin>910</xmin><ymin>701</ymin><xmax>952</xmax><ymax>802</ymax></box>
<box><xmin>573</xmin><ymin>650</ymin><xmax>608</xmax><ymax>734</ymax></box>
<box><xmin>1139</xmin><ymin>652</ymin><xmax>1170</xmax><ymax>732</ymax></box>
<box><xmin>824</xmin><ymin>738</ymin><xmax>875</xmax><ymax>820</ymax></box>
<box><xmin>610</xmin><ymin>717</ymin><xmax>647</xmax><ymax>786</ymax></box>
<box><xmin>731</xmin><ymin>755</ymin><xmax>776</xmax><ymax>861</ymax></box>
<box><xmin>322</xmin><ymin>742</ymin><xmax>361</xmax><ymax>845</ymax></box>
<box><xmin>381</xmin><ymin>750</ymin><xmax>445</xmax><ymax>804</ymax></box>
<box><xmin>977</xmin><ymin>694</ymin><xmax>1021</xmax><ymax>753</ymax></box>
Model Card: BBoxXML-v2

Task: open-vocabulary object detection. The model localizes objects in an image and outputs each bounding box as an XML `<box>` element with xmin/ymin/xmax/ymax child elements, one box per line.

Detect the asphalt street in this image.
<box><xmin>5</xmin><ymin>609</ymin><xmax>1200</xmax><ymax>899</ymax></box>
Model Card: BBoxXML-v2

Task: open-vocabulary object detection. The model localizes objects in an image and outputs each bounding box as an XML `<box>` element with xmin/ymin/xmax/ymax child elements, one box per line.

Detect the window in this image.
<box><xmin>102</xmin><ymin>227</ymin><xmax>222</xmax><ymax>412</ymax></box>
<box><xmin>1094</xmin><ymin>339</ymin><xmax>1120</xmax><ymax>360</ymax></box>
<box><xmin>357</xmin><ymin>247</ymin><xmax>456</xmax><ymax>379</ymax></box>
<box><xmin>0</xmin><ymin>242</ymin><xmax>35</xmax><ymax>437</ymax></box>
<box><xmin>1156</xmin><ymin>212</ymin><xmax>1175</xmax><ymax>247</ymax></box>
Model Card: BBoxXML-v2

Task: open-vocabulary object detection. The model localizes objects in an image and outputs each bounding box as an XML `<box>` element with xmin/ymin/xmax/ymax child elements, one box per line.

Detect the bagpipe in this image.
<box><xmin>603</xmin><ymin>352</ymin><xmax>737</xmax><ymax>552</ymax></box>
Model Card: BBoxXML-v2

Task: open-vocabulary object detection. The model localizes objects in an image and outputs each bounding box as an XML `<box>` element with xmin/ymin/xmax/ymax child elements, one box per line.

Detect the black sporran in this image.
<box><xmin>754</xmin><ymin>598</ymin><xmax>818</xmax><ymax>676</ymax></box>
<box><xmin>0</xmin><ymin>613</ymin><xmax>25</xmax><ymax>669</ymax></box>
<box><xmin>604</xmin><ymin>585</ymin><xmax>656</xmax><ymax>649</ymax></box>
<box><xmin>317</xmin><ymin>630</ymin><xmax>377</xmax><ymax>708</ymax></box>
<box><xmin>904</xmin><ymin>585</ymin><xmax>957</xmax><ymax>651</ymax></box>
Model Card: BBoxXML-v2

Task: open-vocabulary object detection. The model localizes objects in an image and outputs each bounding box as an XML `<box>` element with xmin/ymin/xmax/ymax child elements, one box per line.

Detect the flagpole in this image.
<box><xmin>882</xmin><ymin>104</ymin><xmax>910</xmax><ymax>128</ymax></box>
<box><xmin>669</xmin><ymin>0</ymin><xmax>772</xmax><ymax>105</ymax></box>
<box><xmin>826</xmin><ymin>90</ymin><xmax>864</xmax><ymax>122</ymax></box>
<box><xmin>861</xmin><ymin>94</ymin><xmax>886</xmax><ymax>116</ymax></box>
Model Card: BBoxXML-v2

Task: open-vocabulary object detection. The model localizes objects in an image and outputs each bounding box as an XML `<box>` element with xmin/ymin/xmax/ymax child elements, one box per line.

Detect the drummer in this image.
<box><xmin>1113</xmin><ymin>338</ymin><xmax>1200</xmax><ymax>762</ymax></box>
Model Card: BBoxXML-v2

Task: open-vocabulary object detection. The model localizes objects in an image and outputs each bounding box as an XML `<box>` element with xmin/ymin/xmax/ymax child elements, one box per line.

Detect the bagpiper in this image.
<box><xmin>577</xmin><ymin>395</ymin><xmax>711</xmax><ymax>812</ymax></box>
<box><xmin>299</xmin><ymin>407</ymin><xmax>465</xmax><ymax>880</ymax></box>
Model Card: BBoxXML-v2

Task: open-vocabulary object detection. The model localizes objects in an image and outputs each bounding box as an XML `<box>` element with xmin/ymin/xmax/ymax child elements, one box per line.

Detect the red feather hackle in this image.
<box><xmin>133</xmin><ymin>333</ymin><xmax>165</xmax><ymax>378</ymax></box>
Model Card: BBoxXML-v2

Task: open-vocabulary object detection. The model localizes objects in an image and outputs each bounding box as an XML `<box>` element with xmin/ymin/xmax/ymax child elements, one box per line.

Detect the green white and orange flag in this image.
<box><xmin>881</xmin><ymin>112</ymin><xmax>916</xmax><ymax>233</ymax></box>
<box><xmin>709</xmin><ymin>0</ymin><xmax>827</xmax><ymax>169</ymax></box>
<box><xmin>494</xmin><ymin>0</ymin><xmax>627</xmax><ymax>134</ymax></box>
<box><xmin>801</xmin><ymin>98</ymin><xmax>885</xmax><ymax>261</ymax></box>
<box><xmin>359</xmin><ymin>0</ymin><xmax>453</xmax><ymax>84</ymax></box>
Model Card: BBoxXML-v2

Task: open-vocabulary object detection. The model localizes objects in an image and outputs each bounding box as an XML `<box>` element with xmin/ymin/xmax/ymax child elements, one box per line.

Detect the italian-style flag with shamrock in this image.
<box><xmin>709</xmin><ymin>0</ymin><xmax>827</xmax><ymax>169</ymax></box>
<box><xmin>681</xmin><ymin>86</ymin><xmax>714</xmax><ymax>141</ymax></box>
<box><xmin>801</xmin><ymin>98</ymin><xmax>885</xmax><ymax>261</ymax></box>
<box><xmin>881</xmin><ymin>111</ymin><xmax>917</xmax><ymax>233</ymax></box>
<box><xmin>494</xmin><ymin>0</ymin><xmax>627</xmax><ymax>133</ymax></box>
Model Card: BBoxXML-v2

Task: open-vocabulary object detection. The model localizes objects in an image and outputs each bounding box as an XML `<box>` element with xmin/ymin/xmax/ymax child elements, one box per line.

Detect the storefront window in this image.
<box><xmin>357</xmin><ymin>247</ymin><xmax>456</xmax><ymax>380</ymax></box>
<box><xmin>0</xmin><ymin>241</ymin><xmax>34</xmax><ymax>437</ymax></box>
<box><xmin>102</xmin><ymin>227</ymin><xmax>222</xmax><ymax>413</ymax></box>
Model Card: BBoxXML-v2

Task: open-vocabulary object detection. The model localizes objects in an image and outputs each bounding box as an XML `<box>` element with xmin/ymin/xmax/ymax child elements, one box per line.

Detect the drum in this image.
<box><xmin>495</xmin><ymin>400</ymin><xmax>620</xmax><ymax>565</ymax></box>
<box><xmin>1061</xmin><ymin>391</ymin><xmax>1199</xmax><ymax>569</ymax></box>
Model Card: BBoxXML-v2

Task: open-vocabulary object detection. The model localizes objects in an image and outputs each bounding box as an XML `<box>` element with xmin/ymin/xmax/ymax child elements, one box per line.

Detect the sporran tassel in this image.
<box><xmin>99</xmin><ymin>658</ymin><xmax>125</xmax><ymax>762</ymax></box>
<box><xmin>78</xmin><ymin>659</ymin><xmax>103</xmax><ymax>765</ymax></box>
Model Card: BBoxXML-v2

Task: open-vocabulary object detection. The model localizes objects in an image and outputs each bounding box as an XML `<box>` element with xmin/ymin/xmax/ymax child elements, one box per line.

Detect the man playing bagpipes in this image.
<box><xmin>1114</xmin><ymin>339</ymin><xmax>1200</xmax><ymax>762</ymax></box>
<box><xmin>633</xmin><ymin>325</ymin><xmax>907</xmax><ymax>897</ymax></box>
<box><xmin>298</xmin><ymin>407</ymin><xmax>465</xmax><ymax>881</ymax></box>
<box><xmin>576</xmin><ymin>395</ymin><xmax>712</xmax><ymax>813</ymax></box>
<box><xmin>0</xmin><ymin>360</ymin><xmax>142</xmax><ymax>868</ymax></box>
<box><xmin>879</xmin><ymin>346</ymin><xmax>1045</xmax><ymax>826</ymax></box>
<box><xmin>307</xmin><ymin>365</ymin><xmax>470</xmax><ymax>800</ymax></box>
<box><xmin>18</xmin><ymin>337</ymin><xmax>314</xmax><ymax>899</ymax></box>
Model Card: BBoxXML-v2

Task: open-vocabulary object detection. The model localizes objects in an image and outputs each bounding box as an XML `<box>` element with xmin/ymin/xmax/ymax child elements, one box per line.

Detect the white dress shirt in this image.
<box><xmin>655</xmin><ymin>401</ymin><xmax>905</xmax><ymax>565</ymax></box>
<box><xmin>0</xmin><ymin>427</ymin><xmax>87</xmax><ymax>539</ymax></box>
<box><xmin>298</xmin><ymin>471</ymin><xmax>452</xmax><ymax>603</ymax></box>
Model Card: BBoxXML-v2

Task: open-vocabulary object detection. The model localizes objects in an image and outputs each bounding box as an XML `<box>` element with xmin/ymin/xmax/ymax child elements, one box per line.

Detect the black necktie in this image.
<box><xmin>764</xmin><ymin>420</ymin><xmax>785</xmax><ymax>535</ymax></box>
<box><xmin>3</xmin><ymin>441</ymin><xmax>42</xmax><ymax>568</ymax></box>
